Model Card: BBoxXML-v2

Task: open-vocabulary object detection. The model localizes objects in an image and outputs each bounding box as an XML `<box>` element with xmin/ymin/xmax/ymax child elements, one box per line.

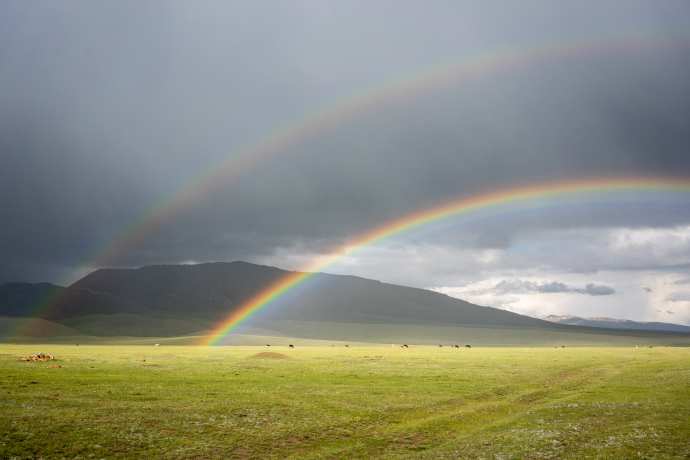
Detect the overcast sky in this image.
<box><xmin>2</xmin><ymin>1</ymin><xmax>690</xmax><ymax>324</ymax></box>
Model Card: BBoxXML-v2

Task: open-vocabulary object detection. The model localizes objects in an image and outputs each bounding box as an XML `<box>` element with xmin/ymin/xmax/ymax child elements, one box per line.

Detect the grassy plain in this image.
<box><xmin>1</xmin><ymin>344</ymin><xmax>689</xmax><ymax>459</ymax></box>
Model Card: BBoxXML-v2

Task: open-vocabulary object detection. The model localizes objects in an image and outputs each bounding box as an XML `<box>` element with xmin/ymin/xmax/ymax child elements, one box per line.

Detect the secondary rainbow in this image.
<box><xmin>199</xmin><ymin>176</ymin><xmax>690</xmax><ymax>345</ymax></box>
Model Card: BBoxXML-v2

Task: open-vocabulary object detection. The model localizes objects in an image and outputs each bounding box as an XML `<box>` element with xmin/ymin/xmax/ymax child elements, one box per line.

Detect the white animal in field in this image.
<box><xmin>155</xmin><ymin>344</ymin><xmax>160</xmax><ymax>347</ymax></box>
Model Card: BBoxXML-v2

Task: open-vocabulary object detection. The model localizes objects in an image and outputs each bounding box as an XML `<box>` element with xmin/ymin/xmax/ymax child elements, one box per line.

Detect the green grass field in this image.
<box><xmin>1</xmin><ymin>344</ymin><xmax>688</xmax><ymax>459</ymax></box>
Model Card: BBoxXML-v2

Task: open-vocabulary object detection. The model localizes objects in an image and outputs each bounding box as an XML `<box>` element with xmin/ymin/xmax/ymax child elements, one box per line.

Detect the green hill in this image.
<box><xmin>0</xmin><ymin>317</ymin><xmax>85</xmax><ymax>338</ymax></box>
<box><xmin>59</xmin><ymin>313</ymin><xmax>211</xmax><ymax>337</ymax></box>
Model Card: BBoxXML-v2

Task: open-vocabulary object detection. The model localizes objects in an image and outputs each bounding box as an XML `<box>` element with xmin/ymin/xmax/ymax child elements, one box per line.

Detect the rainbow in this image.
<box><xmin>59</xmin><ymin>28</ymin><xmax>690</xmax><ymax>281</ymax></box>
<box><xmin>199</xmin><ymin>176</ymin><xmax>690</xmax><ymax>345</ymax></box>
<box><xmin>16</xmin><ymin>28</ymin><xmax>690</xmax><ymax>335</ymax></box>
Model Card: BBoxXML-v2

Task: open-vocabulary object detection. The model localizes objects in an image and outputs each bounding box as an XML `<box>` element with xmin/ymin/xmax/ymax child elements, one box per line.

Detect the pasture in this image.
<box><xmin>1</xmin><ymin>344</ymin><xmax>688</xmax><ymax>459</ymax></box>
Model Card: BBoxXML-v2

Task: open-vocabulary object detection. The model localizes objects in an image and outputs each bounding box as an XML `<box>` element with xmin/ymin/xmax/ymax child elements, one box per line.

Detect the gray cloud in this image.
<box><xmin>672</xmin><ymin>278</ymin><xmax>690</xmax><ymax>285</ymax></box>
<box><xmin>666</xmin><ymin>291</ymin><xmax>690</xmax><ymax>302</ymax></box>
<box><xmin>667</xmin><ymin>310</ymin><xmax>675</xmax><ymax>315</ymax></box>
<box><xmin>492</xmin><ymin>279</ymin><xmax>615</xmax><ymax>296</ymax></box>
<box><xmin>538</xmin><ymin>281</ymin><xmax>572</xmax><ymax>293</ymax></box>
<box><xmin>579</xmin><ymin>283</ymin><xmax>616</xmax><ymax>296</ymax></box>
<box><xmin>643</xmin><ymin>287</ymin><xmax>652</xmax><ymax>293</ymax></box>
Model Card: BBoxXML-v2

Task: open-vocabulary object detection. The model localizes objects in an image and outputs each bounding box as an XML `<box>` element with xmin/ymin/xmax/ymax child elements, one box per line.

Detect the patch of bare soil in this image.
<box><xmin>17</xmin><ymin>353</ymin><xmax>54</xmax><ymax>362</ymax></box>
<box><xmin>247</xmin><ymin>352</ymin><xmax>290</xmax><ymax>359</ymax></box>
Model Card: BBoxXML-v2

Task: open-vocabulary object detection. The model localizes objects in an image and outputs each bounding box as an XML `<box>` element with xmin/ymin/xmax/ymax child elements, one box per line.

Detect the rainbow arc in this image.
<box><xmin>199</xmin><ymin>176</ymin><xmax>690</xmax><ymax>345</ymax></box>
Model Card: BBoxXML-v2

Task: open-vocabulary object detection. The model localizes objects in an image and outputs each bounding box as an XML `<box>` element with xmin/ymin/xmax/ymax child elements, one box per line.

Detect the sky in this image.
<box><xmin>1</xmin><ymin>1</ymin><xmax>690</xmax><ymax>324</ymax></box>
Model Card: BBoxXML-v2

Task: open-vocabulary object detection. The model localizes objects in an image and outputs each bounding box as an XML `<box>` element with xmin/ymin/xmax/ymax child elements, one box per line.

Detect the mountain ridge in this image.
<box><xmin>543</xmin><ymin>314</ymin><xmax>690</xmax><ymax>332</ymax></box>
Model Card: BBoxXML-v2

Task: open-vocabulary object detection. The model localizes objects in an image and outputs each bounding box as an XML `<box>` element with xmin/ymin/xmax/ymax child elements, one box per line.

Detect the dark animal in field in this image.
<box><xmin>403</xmin><ymin>344</ymin><xmax>408</xmax><ymax>348</ymax></box>
<box><xmin>465</xmin><ymin>345</ymin><xmax>471</xmax><ymax>348</ymax></box>
<box><xmin>454</xmin><ymin>345</ymin><xmax>459</xmax><ymax>348</ymax></box>
<box><xmin>266</xmin><ymin>344</ymin><xmax>270</xmax><ymax>347</ymax></box>
<box><xmin>562</xmin><ymin>346</ymin><xmax>565</xmax><ymax>348</ymax></box>
<box><xmin>344</xmin><ymin>344</ymin><xmax>349</xmax><ymax>348</ymax></box>
<box><xmin>289</xmin><ymin>344</ymin><xmax>294</xmax><ymax>348</ymax></box>
<box><xmin>438</xmin><ymin>345</ymin><xmax>443</xmax><ymax>347</ymax></box>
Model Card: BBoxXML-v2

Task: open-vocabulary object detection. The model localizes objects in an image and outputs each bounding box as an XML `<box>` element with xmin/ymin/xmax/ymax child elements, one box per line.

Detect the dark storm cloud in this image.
<box><xmin>1</xmin><ymin>1</ymin><xmax>690</xmax><ymax>284</ymax></box>
<box><xmin>493</xmin><ymin>279</ymin><xmax>615</xmax><ymax>296</ymax></box>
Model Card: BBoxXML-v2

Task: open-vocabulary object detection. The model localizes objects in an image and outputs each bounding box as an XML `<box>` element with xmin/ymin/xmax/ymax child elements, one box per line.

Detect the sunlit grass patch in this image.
<box><xmin>0</xmin><ymin>345</ymin><xmax>688</xmax><ymax>459</ymax></box>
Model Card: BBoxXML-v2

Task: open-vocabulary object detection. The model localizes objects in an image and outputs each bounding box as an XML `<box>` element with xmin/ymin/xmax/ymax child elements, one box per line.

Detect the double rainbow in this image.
<box><xmin>199</xmin><ymin>176</ymin><xmax>690</xmax><ymax>345</ymax></box>
<box><xmin>55</xmin><ymin>28</ymin><xmax>690</xmax><ymax>283</ymax></box>
<box><xmin>17</xmin><ymin>28</ymin><xmax>690</xmax><ymax>336</ymax></box>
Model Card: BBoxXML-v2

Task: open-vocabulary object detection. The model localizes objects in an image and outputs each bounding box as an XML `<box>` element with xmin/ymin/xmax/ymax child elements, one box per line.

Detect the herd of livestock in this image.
<box><xmin>257</xmin><ymin>343</ymin><xmax>472</xmax><ymax>348</ymax></box>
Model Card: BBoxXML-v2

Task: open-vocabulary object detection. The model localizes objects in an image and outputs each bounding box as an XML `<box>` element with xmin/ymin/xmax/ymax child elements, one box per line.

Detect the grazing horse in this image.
<box><xmin>465</xmin><ymin>345</ymin><xmax>471</xmax><ymax>348</ymax></box>
<box><xmin>403</xmin><ymin>344</ymin><xmax>408</xmax><ymax>348</ymax></box>
<box><xmin>438</xmin><ymin>345</ymin><xmax>443</xmax><ymax>347</ymax></box>
<box><xmin>155</xmin><ymin>344</ymin><xmax>160</xmax><ymax>347</ymax></box>
<box><xmin>454</xmin><ymin>345</ymin><xmax>459</xmax><ymax>348</ymax></box>
<box><xmin>266</xmin><ymin>344</ymin><xmax>270</xmax><ymax>347</ymax></box>
<box><xmin>289</xmin><ymin>344</ymin><xmax>294</xmax><ymax>348</ymax></box>
<box><xmin>343</xmin><ymin>344</ymin><xmax>349</xmax><ymax>348</ymax></box>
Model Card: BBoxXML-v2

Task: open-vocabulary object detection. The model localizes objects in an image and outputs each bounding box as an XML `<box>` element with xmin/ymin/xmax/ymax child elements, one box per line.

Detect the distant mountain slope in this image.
<box><xmin>0</xmin><ymin>282</ymin><xmax>65</xmax><ymax>317</ymax></box>
<box><xmin>71</xmin><ymin>261</ymin><xmax>286</xmax><ymax>312</ymax></box>
<box><xmin>71</xmin><ymin>262</ymin><xmax>563</xmax><ymax>330</ymax></box>
<box><xmin>543</xmin><ymin>315</ymin><xmax>690</xmax><ymax>332</ymax></box>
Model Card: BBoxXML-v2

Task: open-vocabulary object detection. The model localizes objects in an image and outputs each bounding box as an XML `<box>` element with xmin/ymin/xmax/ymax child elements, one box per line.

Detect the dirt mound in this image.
<box><xmin>17</xmin><ymin>352</ymin><xmax>55</xmax><ymax>362</ymax></box>
<box><xmin>248</xmin><ymin>352</ymin><xmax>290</xmax><ymax>359</ymax></box>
